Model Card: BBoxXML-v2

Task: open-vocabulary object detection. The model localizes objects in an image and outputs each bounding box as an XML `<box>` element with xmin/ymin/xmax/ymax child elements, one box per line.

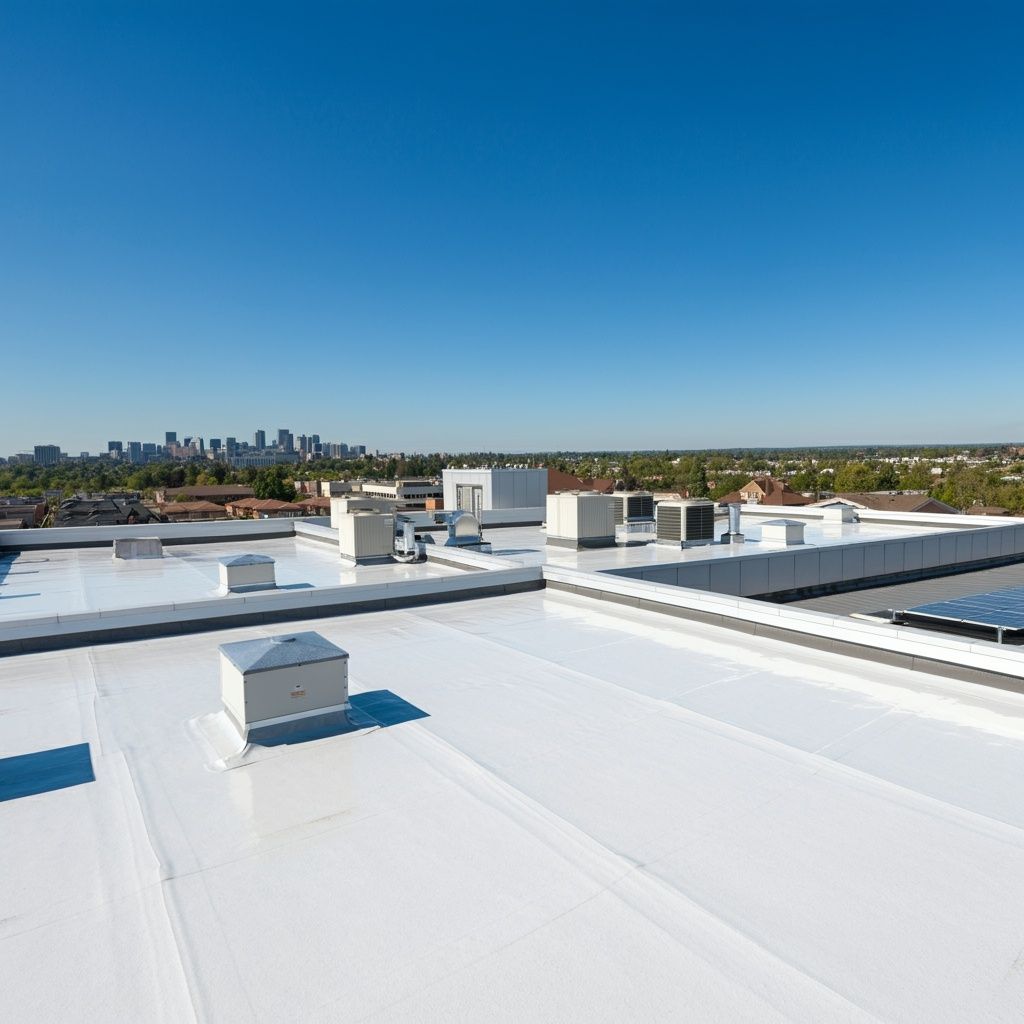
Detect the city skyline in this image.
<box><xmin>11</xmin><ymin>428</ymin><xmax>1024</xmax><ymax>462</ymax></box>
<box><xmin>3</xmin><ymin>5</ymin><xmax>1023</xmax><ymax>450</ymax></box>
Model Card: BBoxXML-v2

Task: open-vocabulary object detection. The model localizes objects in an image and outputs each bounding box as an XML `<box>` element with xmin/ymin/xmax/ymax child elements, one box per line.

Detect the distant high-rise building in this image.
<box><xmin>277</xmin><ymin>428</ymin><xmax>292</xmax><ymax>452</ymax></box>
<box><xmin>210</xmin><ymin>438</ymin><xmax>222</xmax><ymax>453</ymax></box>
<box><xmin>108</xmin><ymin>441</ymin><xmax>123</xmax><ymax>456</ymax></box>
<box><xmin>298</xmin><ymin>434</ymin><xmax>309</xmax><ymax>454</ymax></box>
<box><xmin>142</xmin><ymin>443</ymin><xmax>156</xmax><ymax>456</ymax></box>
<box><xmin>127</xmin><ymin>441</ymin><xmax>143</xmax><ymax>464</ymax></box>
<box><xmin>254</xmin><ymin>429</ymin><xmax>266</xmax><ymax>450</ymax></box>
<box><xmin>165</xmin><ymin>431</ymin><xmax>177</xmax><ymax>445</ymax></box>
<box><xmin>225</xmin><ymin>437</ymin><xmax>237</xmax><ymax>456</ymax></box>
<box><xmin>311</xmin><ymin>434</ymin><xmax>320</xmax><ymax>446</ymax></box>
<box><xmin>33</xmin><ymin>444</ymin><xmax>60</xmax><ymax>466</ymax></box>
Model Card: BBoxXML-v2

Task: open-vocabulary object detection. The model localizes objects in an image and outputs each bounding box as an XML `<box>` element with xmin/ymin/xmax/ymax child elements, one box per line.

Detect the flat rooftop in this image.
<box><xmin>4</xmin><ymin>590</ymin><xmax>1024</xmax><ymax>1021</ymax></box>
<box><xmin>486</xmin><ymin>517</ymin><xmax>955</xmax><ymax>573</ymax></box>
<box><xmin>0</xmin><ymin>536</ymin><xmax>462</xmax><ymax>622</ymax></box>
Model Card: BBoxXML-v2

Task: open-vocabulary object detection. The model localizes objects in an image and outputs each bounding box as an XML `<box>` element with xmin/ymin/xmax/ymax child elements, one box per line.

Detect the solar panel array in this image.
<box><xmin>905</xmin><ymin>585</ymin><xmax>1024</xmax><ymax>632</ymax></box>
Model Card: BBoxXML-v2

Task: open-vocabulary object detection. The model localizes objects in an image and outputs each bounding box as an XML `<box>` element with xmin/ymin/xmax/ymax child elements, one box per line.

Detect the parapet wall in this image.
<box><xmin>604</xmin><ymin>521</ymin><xmax>1024</xmax><ymax>599</ymax></box>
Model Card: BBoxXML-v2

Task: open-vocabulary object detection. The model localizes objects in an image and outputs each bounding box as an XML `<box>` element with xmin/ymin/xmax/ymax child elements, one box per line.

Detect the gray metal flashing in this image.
<box><xmin>0</xmin><ymin>529</ymin><xmax>296</xmax><ymax>551</ymax></box>
<box><xmin>546</xmin><ymin>535</ymin><xmax>616</xmax><ymax>550</ymax></box>
<box><xmin>0</xmin><ymin>577</ymin><xmax>545</xmax><ymax>656</ymax></box>
<box><xmin>219</xmin><ymin>631</ymin><xmax>347</xmax><ymax>673</ymax></box>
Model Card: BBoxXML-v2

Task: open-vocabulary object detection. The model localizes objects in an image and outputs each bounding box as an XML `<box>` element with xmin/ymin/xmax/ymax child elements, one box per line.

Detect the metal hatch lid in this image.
<box><xmin>219</xmin><ymin>631</ymin><xmax>349</xmax><ymax>673</ymax></box>
<box><xmin>218</xmin><ymin>553</ymin><xmax>276</xmax><ymax>567</ymax></box>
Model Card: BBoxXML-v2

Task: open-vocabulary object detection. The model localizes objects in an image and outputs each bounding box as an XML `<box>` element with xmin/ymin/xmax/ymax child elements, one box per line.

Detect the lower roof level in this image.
<box><xmin>3</xmin><ymin>590</ymin><xmax>1024</xmax><ymax>1022</ymax></box>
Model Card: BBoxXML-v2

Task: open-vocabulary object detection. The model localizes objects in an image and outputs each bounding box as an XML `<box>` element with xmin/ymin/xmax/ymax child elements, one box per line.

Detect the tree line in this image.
<box><xmin>3</xmin><ymin>447</ymin><xmax>1024</xmax><ymax>514</ymax></box>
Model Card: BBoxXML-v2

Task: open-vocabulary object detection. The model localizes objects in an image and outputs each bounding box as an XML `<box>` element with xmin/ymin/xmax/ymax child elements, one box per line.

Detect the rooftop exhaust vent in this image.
<box><xmin>721</xmin><ymin>502</ymin><xmax>745</xmax><ymax>544</ymax></box>
<box><xmin>759</xmin><ymin>519</ymin><xmax>806</xmax><ymax>546</ymax></box>
<box><xmin>821</xmin><ymin>505</ymin><xmax>857</xmax><ymax>524</ymax></box>
<box><xmin>434</xmin><ymin>511</ymin><xmax>491</xmax><ymax>552</ymax></box>
<box><xmin>218</xmin><ymin>553</ymin><xmax>276</xmax><ymax>593</ymax></box>
<box><xmin>112</xmin><ymin>537</ymin><xmax>162</xmax><ymax>560</ymax></box>
<box><xmin>656</xmin><ymin>499</ymin><xmax>715</xmax><ymax>547</ymax></box>
<box><xmin>219</xmin><ymin>631</ymin><xmax>349</xmax><ymax>742</ymax></box>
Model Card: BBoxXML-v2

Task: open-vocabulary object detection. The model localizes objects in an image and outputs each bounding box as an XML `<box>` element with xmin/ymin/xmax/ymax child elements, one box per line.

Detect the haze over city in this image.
<box><xmin>3</xmin><ymin>2</ymin><xmax>1023</xmax><ymax>453</ymax></box>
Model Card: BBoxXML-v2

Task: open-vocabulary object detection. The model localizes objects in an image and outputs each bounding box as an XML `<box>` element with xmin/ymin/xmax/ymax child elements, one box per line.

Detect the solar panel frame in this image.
<box><xmin>901</xmin><ymin>585</ymin><xmax>1024</xmax><ymax>636</ymax></box>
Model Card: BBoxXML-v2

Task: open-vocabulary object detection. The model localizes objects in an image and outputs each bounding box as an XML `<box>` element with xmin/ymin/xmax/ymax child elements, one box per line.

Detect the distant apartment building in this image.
<box><xmin>360</xmin><ymin>479</ymin><xmax>444</xmax><ymax>511</ymax></box>
<box><xmin>157</xmin><ymin>500</ymin><xmax>227</xmax><ymax>522</ymax></box>
<box><xmin>224</xmin><ymin>498</ymin><xmax>305</xmax><ymax>520</ymax></box>
<box><xmin>320</xmin><ymin>480</ymin><xmax>358</xmax><ymax>497</ymax></box>
<box><xmin>154</xmin><ymin>485</ymin><xmax>255</xmax><ymax>505</ymax></box>
<box><xmin>228</xmin><ymin>451</ymin><xmax>300</xmax><ymax>469</ymax></box>
<box><xmin>0</xmin><ymin>496</ymin><xmax>47</xmax><ymax>527</ymax></box>
<box><xmin>254</xmin><ymin>429</ymin><xmax>266</xmax><ymax>450</ymax></box>
<box><xmin>33</xmin><ymin>445</ymin><xmax>60</xmax><ymax>467</ymax></box>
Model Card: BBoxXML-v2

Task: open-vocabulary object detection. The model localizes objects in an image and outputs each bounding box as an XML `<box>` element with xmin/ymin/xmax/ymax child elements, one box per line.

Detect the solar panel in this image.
<box><xmin>901</xmin><ymin>585</ymin><xmax>1024</xmax><ymax>638</ymax></box>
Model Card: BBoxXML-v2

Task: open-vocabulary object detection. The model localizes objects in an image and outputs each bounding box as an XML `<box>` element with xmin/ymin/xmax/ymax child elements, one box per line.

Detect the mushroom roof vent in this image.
<box><xmin>218</xmin><ymin>553</ymin><xmax>275</xmax><ymax>567</ymax></box>
<box><xmin>219</xmin><ymin>631</ymin><xmax>348</xmax><ymax>674</ymax></box>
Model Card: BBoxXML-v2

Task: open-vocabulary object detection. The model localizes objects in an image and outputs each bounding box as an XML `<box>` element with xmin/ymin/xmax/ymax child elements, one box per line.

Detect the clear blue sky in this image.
<box><xmin>2</xmin><ymin>2</ymin><xmax>1022</xmax><ymax>454</ymax></box>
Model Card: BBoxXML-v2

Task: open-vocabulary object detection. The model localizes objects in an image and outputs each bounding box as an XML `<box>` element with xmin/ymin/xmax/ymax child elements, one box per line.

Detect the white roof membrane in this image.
<box><xmin>3</xmin><ymin>591</ymin><xmax>1024</xmax><ymax>1021</ymax></box>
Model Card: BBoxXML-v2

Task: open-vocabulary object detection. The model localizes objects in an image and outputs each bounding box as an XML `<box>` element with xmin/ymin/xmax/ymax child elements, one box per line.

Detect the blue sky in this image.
<box><xmin>2</xmin><ymin>2</ymin><xmax>1022</xmax><ymax>454</ymax></box>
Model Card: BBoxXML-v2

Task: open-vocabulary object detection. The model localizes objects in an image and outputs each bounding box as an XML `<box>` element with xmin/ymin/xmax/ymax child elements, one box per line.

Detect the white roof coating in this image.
<box><xmin>484</xmin><ymin>518</ymin><xmax>952</xmax><ymax>572</ymax></box>
<box><xmin>4</xmin><ymin>590</ymin><xmax>1024</xmax><ymax>1021</ymax></box>
<box><xmin>0</xmin><ymin>537</ymin><xmax>463</xmax><ymax>621</ymax></box>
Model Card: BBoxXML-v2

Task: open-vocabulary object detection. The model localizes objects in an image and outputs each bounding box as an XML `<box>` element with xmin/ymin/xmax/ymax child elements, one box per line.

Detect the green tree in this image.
<box><xmin>252</xmin><ymin>466</ymin><xmax>297</xmax><ymax>502</ymax></box>
<box><xmin>875</xmin><ymin>463</ymin><xmax>900</xmax><ymax>490</ymax></box>
<box><xmin>686</xmin><ymin>459</ymin><xmax>710</xmax><ymax>498</ymax></box>
<box><xmin>833</xmin><ymin>462</ymin><xmax>878</xmax><ymax>492</ymax></box>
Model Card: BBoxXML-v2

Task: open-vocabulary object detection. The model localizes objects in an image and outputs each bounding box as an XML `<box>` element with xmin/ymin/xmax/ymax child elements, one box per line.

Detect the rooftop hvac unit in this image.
<box><xmin>545</xmin><ymin>492</ymin><xmax>615</xmax><ymax>549</ymax></box>
<box><xmin>656</xmin><ymin>499</ymin><xmax>715</xmax><ymax>547</ymax></box>
<box><xmin>611</xmin><ymin>492</ymin><xmax>654</xmax><ymax>525</ymax></box>
<box><xmin>338</xmin><ymin>511</ymin><xmax>395</xmax><ymax>564</ymax></box>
